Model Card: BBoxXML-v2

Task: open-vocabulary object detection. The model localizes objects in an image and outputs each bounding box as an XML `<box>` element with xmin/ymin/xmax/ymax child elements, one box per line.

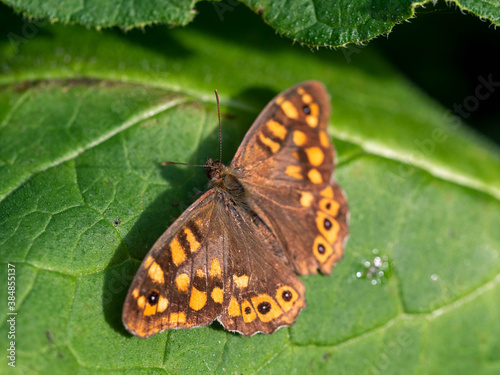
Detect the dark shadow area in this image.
<box><xmin>190</xmin><ymin>1</ymin><xmax>291</xmax><ymax>53</ymax></box>
<box><xmin>117</xmin><ymin>26</ymin><xmax>192</xmax><ymax>59</ymax></box>
<box><xmin>0</xmin><ymin>3</ymin><xmax>53</xmax><ymax>41</ymax></box>
<box><xmin>373</xmin><ymin>2</ymin><xmax>500</xmax><ymax>144</ymax></box>
<box><xmin>209</xmin><ymin>319</ymin><xmax>227</xmax><ymax>333</ymax></box>
<box><xmin>231</xmin><ymin>86</ymin><xmax>278</xmax><ymax>116</ymax></box>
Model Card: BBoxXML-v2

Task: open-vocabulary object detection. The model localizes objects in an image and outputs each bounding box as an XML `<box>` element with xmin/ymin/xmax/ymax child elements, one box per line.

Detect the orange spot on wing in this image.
<box><xmin>148</xmin><ymin>262</ymin><xmax>165</xmax><ymax>284</ymax></box>
<box><xmin>266</xmin><ymin>120</ymin><xmax>287</xmax><ymax>140</ymax></box>
<box><xmin>313</xmin><ymin>235</ymin><xmax>334</xmax><ymax>263</ymax></box>
<box><xmin>228</xmin><ymin>297</ymin><xmax>241</xmax><ymax>317</ymax></box>
<box><xmin>196</xmin><ymin>269</ymin><xmax>205</xmax><ymax>278</ymax></box>
<box><xmin>211</xmin><ymin>287</ymin><xmax>223</xmax><ymax>304</ymax></box>
<box><xmin>285</xmin><ymin>165</ymin><xmax>303</xmax><ymax>180</ymax></box>
<box><xmin>137</xmin><ymin>296</ymin><xmax>146</xmax><ymax>309</ymax></box>
<box><xmin>306</xmin><ymin>103</ymin><xmax>320</xmax><ymax>127</ymax></box>
<box><xmin>184</xmin><ymin>227</ymin><xmax>200</xmax><ymax>253</ymax></box>
<box><xmin>157</xmin><ymin>296</ymin><xmax>169</xmax><ymax>312</ymax></box>
<box><xmin>316</xmin><ymin>211</ymin><xmax>339</xmax><ymax>243</ymax></box>
<box><xmin>276</xmin><ymin>286</ymin><xmax>300</xmax><ymax>312</ymax></box>
<box><xmin>306</xmin><ymin>115</ymin><xmax>318</xmax><ymax>128</ymax></box>
<box><xmin>319</xmin><ymin>130</ymin><xmax>330</xmax><ymax>148</ymax></box>
<box><xmin>281</xmin><ymin>101</ymin><xmax>298</xmax><ymax>119</ymax></box>
<box><xmin>300</xmin><ymin>192</ymin><xmax>314</xmax><ymax>207</ymax></box>
<box><xmin>233</xmin><ymin>274</ymin><xmax>249</xmax><ymax>288</ymax></box>
<box><xmin>210</xmin><ymin>258</ymin><xmax>222</xmax><ymax>278</ymax></box>
<box><xmin>169</xmin><ymin>312</ymin><xmax>186</xmax><ymax>324</ymax></box>
<box><xmin>241</xmin><ymin>300</ymin><xmax>257</xmax><ymax>323</ymax></box>
<box><xmin>319</xmin><ymin>197</ymin><xmax>339</xmax><ymax>217</ymax></box>
<box><xmin>258</xmin><ymin>133</ymin><xmax>280</xmax><ymax>153</ymax></box>
<box><xmin>189</xmin><ymin>287</ymin><xmax>207</xmax><ymax>311</ymax></box>
<box><xmin>305</xmin><ymin>147</ymin><xmax>324</xmax><ymax>166</ymax></box>
<box><xmin>308</xmin><ymin>168</ymin><xmax>323</xmax><ymax>184</ymax></box>
<box><xmin>170</xmin><ymin>237</ymin><xmax>186</xmax><ymax>266</ymax></box>
<box><xmin>320</xmin><ymin>186</ymin><xmax>334</xmax><ymax>198</ymax></box>
<box><xmin>251</xmin><ymin>294</ymin><xmax>283</xmax><ymax>322</ymax></box>
<box><xmin>302</xmin><ymin>93</ymin><xmax>313</xmax><ymax>104</ymax></box>
<box><xmin>293</xmin><ymin>130</ymin><xmax>307</xmax><ymax>146</ymax></box>
<box><xmin>143</xmin><ymin>303</ymin><xmax>157</xmax><ymax>316</ymax></box>
<box><xmin>175</xmin><ymin>273</ymin><xmax>190</xmax><ymax>292</ymax></box>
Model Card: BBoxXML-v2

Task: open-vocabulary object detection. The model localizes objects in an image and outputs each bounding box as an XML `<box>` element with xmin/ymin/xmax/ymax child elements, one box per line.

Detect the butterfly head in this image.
<box><xmin>204</xmin><ymin>157</ymin><xmax>225</xmax><ymax>181</ymax></box>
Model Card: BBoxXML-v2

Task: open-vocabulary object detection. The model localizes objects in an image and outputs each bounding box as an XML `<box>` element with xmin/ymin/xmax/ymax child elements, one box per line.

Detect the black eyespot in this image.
<box><xmin>257</xmin><ymin>301</ymin><xmax>272</xmax><ymax>314</ymax></box>
<box><xmin>282</xmin><ymin>290</ymin><xmax>292</xmax><ymax>302</ymax></box>
<box><xmin>324</xmin><ymin>218</ymin><xmax>332</xmax><ymax>230</ymax></box>
<box><xmin>325</xmin><ymin>203</ymin><xmax>331</xmax><ymax>210</ymax></box>
<box><xmin>303</xmin><ymin>105</ymin><xmax>311</xmax><ymax>114</ymax></box>
<box><xmin>244</xmin><ymin>306</ymin><xmax>252</xmax><ymax>314</ymax></box>
<box><xmin>317</xmin><ymin>244</ymin><xmax>326</xmax><ymax>254</ymax></box>
<box><xmin>147</xmin><ymin>291</ymin><xmax>159</xmax><ymax>305</ymax></box>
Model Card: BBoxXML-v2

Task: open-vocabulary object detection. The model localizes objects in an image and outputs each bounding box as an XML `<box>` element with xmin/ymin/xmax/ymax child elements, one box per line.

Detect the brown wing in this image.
<box><xmin>230</xmin><ymin>81</ymin><xmax>349</xmax><ymax>275</ymax></box>
<box><xmin>122</xmin><ymin>189</ymin><xmax>305</xmax><ymax>337</ymax></box>
<box><xmin>214</xmin><ymin>194</ymin><xmax>306</xmax><ymax>335</ymax></box>
<box><xmin>122</xmin><ymin>190</ymin><xmax>225</xmax><ymax>338</ymax></box>
<box><xmin>246</xmin><ymin>181</ymin><xmax>348</xmax><ymax>275</ymax></box>
<box><xmin>231</xmin><ymin>80</ymin><xmax>333</xmax><ymax>189</ymax></box>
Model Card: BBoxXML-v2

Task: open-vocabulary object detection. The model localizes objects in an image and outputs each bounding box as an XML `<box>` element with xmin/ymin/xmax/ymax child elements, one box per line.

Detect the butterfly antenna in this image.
<box><xmin>161</xmin><ymin>161</ymin><xmax>209</xmax><ymax>167</ymax></box>
<box><xmin>163</xmin><ymin>89</ymin><xmax>223</xmax><ymax>169</ymax></box>
<box><xmin>215</xmin><ymin>89</ymin><xmax>222</xmax><ymax>162</ymax></box>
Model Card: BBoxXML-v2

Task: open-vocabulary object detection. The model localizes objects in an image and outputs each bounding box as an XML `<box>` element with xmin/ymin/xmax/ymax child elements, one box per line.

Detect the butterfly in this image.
<box><xmin>122</xmin><ymin>81</ymin><xmax>349</xmax><ymax>337</ymax></box>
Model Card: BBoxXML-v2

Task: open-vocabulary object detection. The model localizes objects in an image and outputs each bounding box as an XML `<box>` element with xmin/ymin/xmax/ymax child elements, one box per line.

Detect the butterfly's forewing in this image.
<box><xmin>232</xmin><ymin>81</ymin><xmax>333</xmax><ymax>186</ymax></box>
<box><xmin>122</xmin><ymin>191</ymin><xmax>227</xmax><ymax>338</ymax></box>
<box><xmin>231</xmin><ymin>81</ymin><xmax>349</xmax><ymax>275</ymax></box>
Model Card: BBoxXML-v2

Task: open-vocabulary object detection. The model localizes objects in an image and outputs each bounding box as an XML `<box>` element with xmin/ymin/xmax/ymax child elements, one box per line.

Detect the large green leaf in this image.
<box><xmin>1</xmin><ymin>0</ymin><xmax>500</xmax><ymax>46</ymax></box>
<box><xmin>1</xmin><ymin>3</ymin><xmax>500</xmax><ymax>374</ymax></box>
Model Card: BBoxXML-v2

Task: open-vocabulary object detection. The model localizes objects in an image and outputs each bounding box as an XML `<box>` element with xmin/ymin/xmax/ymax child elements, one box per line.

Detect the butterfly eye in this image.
<box><xmin>147</xmin><ymin>291</ymin><xmax>159</xmax><ymax>305</ymax></box>
<box><xmin>282</xmin><ymin>290</ymin><xmax>292</xmax><ymax>302</ymax></box>
<box><xmin>323</xmin><ymin>218</ymin><xmax>332</xmax><ymax>230</ymax></box>
<box><xmin>257</xmin><ymin>301</ymin><xmax>272</xmax><ymax>314</ymax></box>
<box><xmin>302</xmin><ymin>105</ymin><xmax>311</xmax><ymax>114</ymax></box>
<box><xmin>317</xmin><ymin>244</ymin><xmax>326</xmax><ymax>255</ymax></box>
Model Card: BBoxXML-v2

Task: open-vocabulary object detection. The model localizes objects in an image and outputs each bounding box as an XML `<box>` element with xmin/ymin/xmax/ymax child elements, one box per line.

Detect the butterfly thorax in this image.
<box><xmin>205</xmin><ymin>157</ymin><xmax>246</xmax><ymax>202</ymax></box>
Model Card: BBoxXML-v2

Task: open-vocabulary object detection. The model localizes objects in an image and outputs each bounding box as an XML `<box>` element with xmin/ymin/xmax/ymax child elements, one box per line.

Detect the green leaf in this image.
<box><xmin>1</xmin><ymin>0</ymin><xmax>200</xmax><ymax>28</ymax></box>
<box><xmin>248</xmin><ymin>0</ymin><xmax>500</xmax><ymax>46</ymax></box>
<box><xmin>1</xmin><ymin>0</ymin><xmax>500</xmax><ymax>46</ymax></box>
<box><xmin>1</xmin><ymin>3</ymin><xmax>500</xmax><ymax>374</ymax></box>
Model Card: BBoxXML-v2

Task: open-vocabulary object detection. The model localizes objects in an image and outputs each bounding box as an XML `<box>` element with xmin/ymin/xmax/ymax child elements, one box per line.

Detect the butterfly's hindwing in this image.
<box><xmin>215</xmin><ymin>197</ymin><xmax>306</xmax><ymax>335</ymax></box>
<box><xmin>245</xmin><ymin>181</ymin><xmax>349</xmax><ymax>275</ymax></box>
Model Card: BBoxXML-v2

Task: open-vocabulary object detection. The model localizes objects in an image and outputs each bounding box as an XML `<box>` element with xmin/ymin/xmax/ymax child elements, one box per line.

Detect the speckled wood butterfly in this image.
<box><xmin>122</xmin><ymin>81</ymin><xmax>349</xmax><ymax>337</ymax></box>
